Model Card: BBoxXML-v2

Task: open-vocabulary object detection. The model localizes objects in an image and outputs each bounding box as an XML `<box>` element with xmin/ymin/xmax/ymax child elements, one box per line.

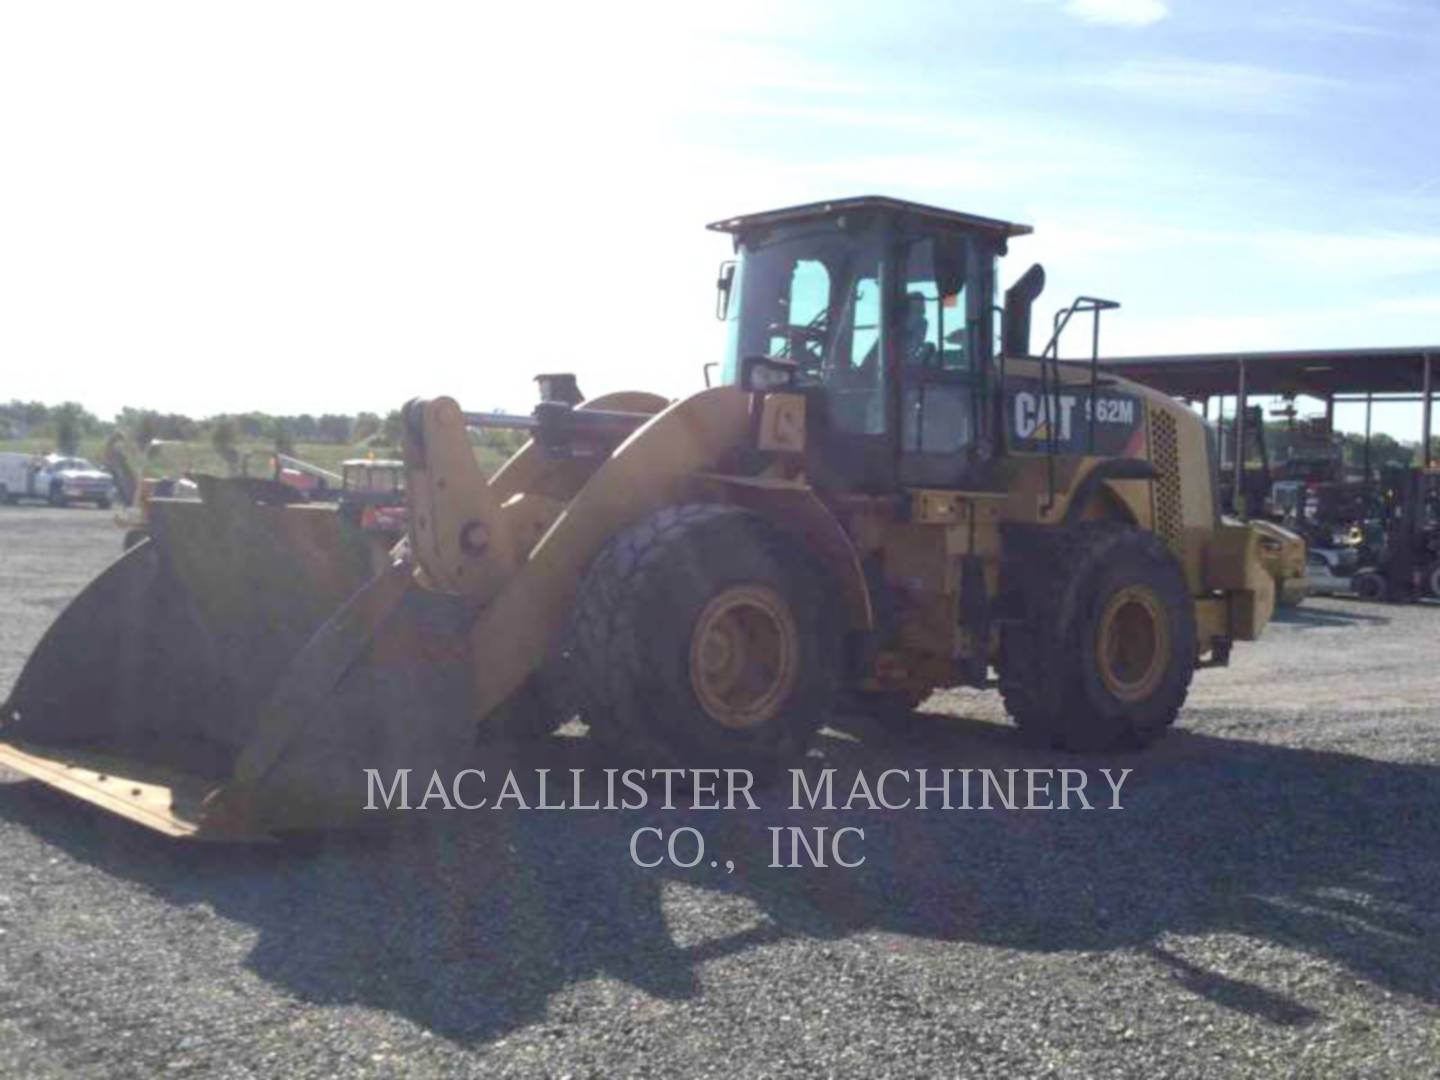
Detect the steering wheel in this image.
<box><xmin>942</xmin><ymin>327</ymin><xmax>969</xmax><ymax>366</ymax></box>
<box><xmin>768</xmin><ymin>318</ymin><xmax>828</xmax><ymax>347</ymax></box>
<box><xmin>768</xmin><ymin>313</ymin><xmax>829</xmax><ymax>373</ymax></box>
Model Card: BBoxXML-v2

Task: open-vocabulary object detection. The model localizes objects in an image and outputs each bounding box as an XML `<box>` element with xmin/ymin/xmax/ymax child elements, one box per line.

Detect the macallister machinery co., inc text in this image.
<box><xmin>363</xmin><ymin>765</ymin><xmax>1135</xmax><ymax>870</ymax></box>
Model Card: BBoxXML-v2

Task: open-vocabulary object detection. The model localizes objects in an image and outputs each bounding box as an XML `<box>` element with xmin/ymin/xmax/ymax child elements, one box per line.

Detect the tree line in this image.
<box><xmin>1220</xmin><ymin>411</ymin><xmax>1436</xmax><ymax>473</ymax></box>
<box><xmin>0</xmin><ymin>400</ymin><xmax>526</xmax><ymax>459</ymax></box>
<box><xmin>2</xmin><ymin>397</ymin><xmax>1433</xmax><ymax>471</ymax></box>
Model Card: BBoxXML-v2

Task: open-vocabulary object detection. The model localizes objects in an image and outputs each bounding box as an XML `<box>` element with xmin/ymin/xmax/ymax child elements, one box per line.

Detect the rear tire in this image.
<box><xmin>570</xmin><ymin>504</ymin><xmax>841</xmax><ymax>774</ymax></box>
<box><xmin>998</xmin><ymin>523</ymin><xmax>1195</xmax><ymax>751</ymax></box>
<box><xmin>1425</xmin><ymin>562</ymin><xmax>1440</xmax><ymax>601</ymax></box>
<box><xmin>48</xmin><ymin>484</ymin><xmax>67</xmax><ymax>508</ymax></box>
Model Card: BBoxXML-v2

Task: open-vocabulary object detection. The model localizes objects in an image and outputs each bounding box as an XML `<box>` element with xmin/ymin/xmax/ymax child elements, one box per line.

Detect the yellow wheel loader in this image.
<box><xmin>0</xmin><ymin>196</ymin><xmax>1301</xmax><ymax>840</ymax></box>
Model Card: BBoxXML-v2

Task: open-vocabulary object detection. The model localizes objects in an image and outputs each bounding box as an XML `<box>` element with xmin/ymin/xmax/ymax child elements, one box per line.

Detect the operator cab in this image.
<box><xmin>709</xmin><ymin>196</ymin><xmax>1033</xmax><ymax>491</ymax></box>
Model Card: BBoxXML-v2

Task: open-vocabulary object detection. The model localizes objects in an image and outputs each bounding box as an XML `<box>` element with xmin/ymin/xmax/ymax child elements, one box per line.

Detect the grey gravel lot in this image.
<box><xmin>1</xmin><ymin>505</ymin><xmax>1438</xmax><ymax>1078</ymax></box>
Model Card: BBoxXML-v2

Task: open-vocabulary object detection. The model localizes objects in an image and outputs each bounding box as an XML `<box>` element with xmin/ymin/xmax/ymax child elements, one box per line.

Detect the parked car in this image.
<box><xmin>1304</xmin><ymin>549</ymin><xmax>1352</xmax><ymax>596</ymax></box>
<box><xmin>1281</xmin><ymin>548</ymin><xmax>1353</xmax><ymax>606</ymax></box>
<box><xmin>0</xmin><ymin>451</ymin><xmax>116</xmax><ymax>508</ymax></box>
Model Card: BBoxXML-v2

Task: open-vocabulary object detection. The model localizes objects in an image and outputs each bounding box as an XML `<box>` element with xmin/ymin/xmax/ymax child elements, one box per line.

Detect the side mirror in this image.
<box><xmin>715</xmin><ymin>260</ymin><xmax>736</xmax><ymax>321</ymax></box>
<box><xmin>934</xmin><ymin>236</ymin><xmax>968</xmax><ymax>298</ymax></box>
<box><xmin>739</xmin><ymin>355</ymin><xmax>798</xmax><ymax>394</ymax></box>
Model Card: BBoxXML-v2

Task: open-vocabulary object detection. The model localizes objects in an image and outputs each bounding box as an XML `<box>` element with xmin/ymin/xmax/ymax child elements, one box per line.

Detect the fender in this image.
<box><xmin>464</xmin><ymin>386</ymin><xmax>754</xmax><ymax>721</ymax></box>
<box><xmin>1061</xmin><ymin>457</ymin><xmax>1158</xmax><ymax>525</ymax></box>
<box><xmin>690</xmin><ymin>473</ymin><xmax>873</xmax><ymax>632</ymax></box>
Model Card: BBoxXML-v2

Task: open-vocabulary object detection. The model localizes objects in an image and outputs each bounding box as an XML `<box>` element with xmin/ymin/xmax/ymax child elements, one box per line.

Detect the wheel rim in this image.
<box><xmin>689</xmin><ymin>584</ymin><xmax>798</xmax><ymax>729</ymax></box>
<box><xmin>1096</xmin><ymin>584</ymin><xmax>1169</xmax><ymax>703</ymax></box>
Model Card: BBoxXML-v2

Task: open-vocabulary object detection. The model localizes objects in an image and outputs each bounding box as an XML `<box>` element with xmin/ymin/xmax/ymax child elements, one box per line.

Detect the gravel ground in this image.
<box><xmin>0</xmin><ymin>505</ymin><xmax>1437</xmax><ymax>1078</ymax></box>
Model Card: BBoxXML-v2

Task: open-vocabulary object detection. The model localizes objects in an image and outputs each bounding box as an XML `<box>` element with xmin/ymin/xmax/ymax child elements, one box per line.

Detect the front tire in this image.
<box><xmin>998</xmin><ymin>523</ymin><xmax>1196</xmax><ymax>751</ymax></box>
<box><xmin>570</xmin><ymin>504</ymin><xmax>841</xmax><ymax>774</ymax></box>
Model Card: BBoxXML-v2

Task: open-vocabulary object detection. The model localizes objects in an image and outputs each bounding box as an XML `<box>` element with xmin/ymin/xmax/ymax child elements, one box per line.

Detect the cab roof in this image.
<box><xmin>706</xmin><ymin>195</ymin><xmax>1032</xmax><ymax>239</ymax></box>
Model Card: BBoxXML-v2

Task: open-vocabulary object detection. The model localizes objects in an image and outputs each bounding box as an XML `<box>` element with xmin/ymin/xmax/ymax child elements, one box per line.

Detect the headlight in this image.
<box><xmin>740</xmin><ymin>355</ymin><xmax>799</xmax><ymax>393</ymax></box>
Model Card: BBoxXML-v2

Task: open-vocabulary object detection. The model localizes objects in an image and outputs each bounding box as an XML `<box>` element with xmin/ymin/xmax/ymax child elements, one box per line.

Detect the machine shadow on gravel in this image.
<box><xmin>1271</xmin><ymin>604</ymin><xmax>1393</xmax><ymax>630</ymax></box>
<box><xmin>0</xmin><ymin>711</ymin><xmax>1436</xmax><ymax>1046</ymax></box>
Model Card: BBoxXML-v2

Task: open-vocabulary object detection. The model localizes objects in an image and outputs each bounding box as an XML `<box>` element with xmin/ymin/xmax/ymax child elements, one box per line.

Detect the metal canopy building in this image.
<box><xmin>1101</xmin><ymin>345</ymin><xmax>1438</xmax><ymax>472</ymax></box>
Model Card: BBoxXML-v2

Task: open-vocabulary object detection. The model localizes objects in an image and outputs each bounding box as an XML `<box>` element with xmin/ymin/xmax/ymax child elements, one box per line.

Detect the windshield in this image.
<box><xmin>900</xmin><ymin>238</ymin><xmax>974</xmax><ymax>373</ymax></box>
<box><xmin>723</xmin><ymin>221</ymin><xmax>887</xmax><ymax>434</ymax></box>
<box><xmin>55</xmin><ymin>458</ymin><xmax>96</xmax><ymax>471</ymax></box>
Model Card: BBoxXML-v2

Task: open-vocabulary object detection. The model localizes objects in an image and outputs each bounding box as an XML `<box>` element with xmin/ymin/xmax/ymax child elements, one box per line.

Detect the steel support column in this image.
<box><xmin>1234</xmin><ymin>359</ymin><xmax>1248</xmax><ymax>515</ymax></box>
<box><xmin>1424</xmin><ymin>353</ymin><xmax>1434</xmax><ymax>471</ymax></box>
<box><xmin>1364</xmin><ymin>392</ymin><xmax>1373</xmax><ymax>483</ymax></box>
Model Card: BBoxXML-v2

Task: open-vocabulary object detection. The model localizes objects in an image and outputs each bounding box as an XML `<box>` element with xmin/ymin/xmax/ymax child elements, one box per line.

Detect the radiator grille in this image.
<box><xmin>1150</xmin><ymin>408</ymin><xmax>1183</xmax><ymax>552</ymax></box>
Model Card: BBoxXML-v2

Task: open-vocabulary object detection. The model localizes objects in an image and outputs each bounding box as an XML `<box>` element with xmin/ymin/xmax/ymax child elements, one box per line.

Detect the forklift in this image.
<box><xmin>1351</xmin><ymin>464</ymin><xmax>1440</xmax><ymax>601</ymax></box>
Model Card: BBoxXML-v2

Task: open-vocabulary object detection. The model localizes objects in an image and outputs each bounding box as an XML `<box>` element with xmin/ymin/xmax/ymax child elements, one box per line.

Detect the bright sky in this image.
<box><xmin>2</xmin><ymin>0</ymin><xmax>1437</xmax><ymax>439</ymax></box>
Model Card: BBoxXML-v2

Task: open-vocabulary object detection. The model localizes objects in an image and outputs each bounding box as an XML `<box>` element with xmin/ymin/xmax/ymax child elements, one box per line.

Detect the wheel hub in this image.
<box><xmin>1096</xmin><ymin>584</ymin><xmax>1169</xmax><ymax>703</ymax></box>
<box><xmin>689</xmin><ymin>584</ymin><xmax>798</xmax><ymax>729</ymax></box>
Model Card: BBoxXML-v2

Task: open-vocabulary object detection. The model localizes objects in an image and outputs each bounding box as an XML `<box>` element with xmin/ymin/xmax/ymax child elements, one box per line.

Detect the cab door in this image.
<box><xmin>894</xmin><ymin>234</ymin><xmax>996</xmax><ymax>489</ymax></box>
<box><xmin>804</xmin><ymin>251</ymin><xmax>897</xmax><ymax>492</ymax></box>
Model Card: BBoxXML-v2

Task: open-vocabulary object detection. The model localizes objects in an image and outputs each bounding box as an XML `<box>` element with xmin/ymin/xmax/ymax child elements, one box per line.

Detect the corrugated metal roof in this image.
<box><xmin>1101</xmin><ymin>346</ymin><xmax>1439</xmax><ymax>398</ymax></box>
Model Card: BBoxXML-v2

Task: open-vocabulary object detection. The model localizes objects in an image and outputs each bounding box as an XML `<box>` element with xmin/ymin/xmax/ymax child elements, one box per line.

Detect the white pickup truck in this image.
<box><xmin>0</xmin><ymin>452</ymin><xmax>116</xmax><ymax>508</ymax></box>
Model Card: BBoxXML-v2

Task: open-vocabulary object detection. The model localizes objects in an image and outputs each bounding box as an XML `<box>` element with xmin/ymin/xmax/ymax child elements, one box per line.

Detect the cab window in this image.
<box><xmin>724</xmin><ymin>223</ymin><xmax>888</xmax><ymax>437</ymax></box>
<box><xmin>900</xmin><ymin>236</ymin><xmax>981</xmax><ymax>457</ymax></box>
<box><xmin>767</xmin><ymin>259</ymin><xmax>829</xmax><ymax>359</ymax></box>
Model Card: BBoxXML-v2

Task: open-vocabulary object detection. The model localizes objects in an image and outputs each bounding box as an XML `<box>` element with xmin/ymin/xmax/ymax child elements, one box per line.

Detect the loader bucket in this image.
<box><xmin>0</xmin><ymin>481</ymin><xmax>478</xmax><ymax>839</ymax></box>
